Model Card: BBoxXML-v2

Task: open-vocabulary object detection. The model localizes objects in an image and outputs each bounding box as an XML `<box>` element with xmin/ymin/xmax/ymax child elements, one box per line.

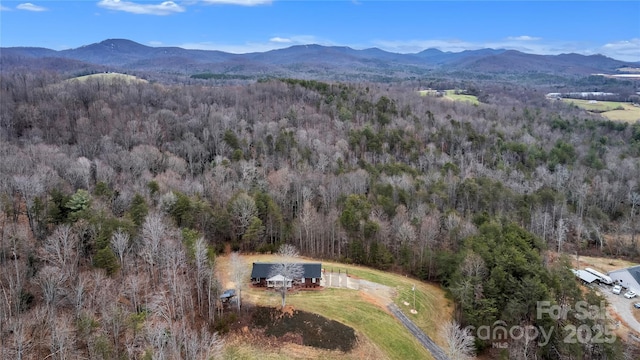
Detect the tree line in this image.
<box><xmin>1</xmin><ymin>71</ymin><xmax>639</xmax><ymax>358</ymax></box>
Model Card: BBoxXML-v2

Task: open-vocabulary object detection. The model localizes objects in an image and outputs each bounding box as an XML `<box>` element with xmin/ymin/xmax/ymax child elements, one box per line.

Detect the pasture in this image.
<box><xmin>562</xmin><ymin>99</ymin><xmax>640</xmax><ymax>122</ymax></box>
<box><xmin>418</xmin><ymin>89</ymin><xmax>480</xmax><ymax>105</ymax></box>
<box><xmin>444</xmin><ymin>90</ymin><xmax>480</xmax><ymax>105</ymax></box>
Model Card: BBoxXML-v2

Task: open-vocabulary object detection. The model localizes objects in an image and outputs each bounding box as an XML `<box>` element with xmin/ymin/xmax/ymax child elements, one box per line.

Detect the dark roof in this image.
<box><xmin>628</xmin><ymin>266</ymin><xmax>640</xmax><ymax>286</ymax></box>
<box><xmin>251</xmin><ymin>262</ymin><xmax>322</xmax><ymax>279</ymax></box>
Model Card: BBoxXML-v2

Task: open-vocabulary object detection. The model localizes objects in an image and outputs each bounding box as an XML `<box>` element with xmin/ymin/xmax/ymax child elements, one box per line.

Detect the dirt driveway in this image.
<box><xmin>321</xmin><ymin>270</ymin><xmax>396</xmax><ymax>310</ymax></box>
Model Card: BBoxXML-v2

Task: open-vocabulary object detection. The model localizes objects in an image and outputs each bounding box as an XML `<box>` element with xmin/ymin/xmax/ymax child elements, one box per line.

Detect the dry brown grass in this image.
<box><xmin>223</xmin><ymin>330</ymin><xmax>386</xmax><ymax>360</ymax></box>
<box><xmin>572</xmin><ymin>254</ymin><xmax>639</xmax><ymax>274</ymax></box>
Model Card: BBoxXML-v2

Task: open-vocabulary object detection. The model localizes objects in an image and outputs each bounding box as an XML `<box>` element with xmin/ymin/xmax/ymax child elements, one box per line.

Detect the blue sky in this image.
<box><xmin>1</xmin><ymin>1</ymin><xmax>639</xmax><ymax>61</ymax></box>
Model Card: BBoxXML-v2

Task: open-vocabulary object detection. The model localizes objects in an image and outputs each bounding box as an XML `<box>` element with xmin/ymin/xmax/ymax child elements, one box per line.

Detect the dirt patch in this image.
<box><xmin>251</xmin><ymin>306</ymin><xmax>357</xmax><ymax>352</ymax></box>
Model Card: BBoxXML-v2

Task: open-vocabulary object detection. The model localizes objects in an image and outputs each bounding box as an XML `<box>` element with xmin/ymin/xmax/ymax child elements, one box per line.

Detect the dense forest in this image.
<box><xmin>1</xmin><ymin>71</ymin><xmax>639</xmax><ymax>359</ymax></box>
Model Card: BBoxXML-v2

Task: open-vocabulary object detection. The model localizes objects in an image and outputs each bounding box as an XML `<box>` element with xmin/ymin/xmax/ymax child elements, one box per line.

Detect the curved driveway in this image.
<box><xmin>598</xmin><ymin>285</ymin><xmax>640</xmax><ymax>335</ymax></box>
<box><xmin>388</xmin><ymin>304</ymin><xmax>450</xmax><ymax>360</ymax></box>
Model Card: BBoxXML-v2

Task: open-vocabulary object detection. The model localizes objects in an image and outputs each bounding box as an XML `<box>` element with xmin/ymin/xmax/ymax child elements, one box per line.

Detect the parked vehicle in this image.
<box><xmin>613</xmin><ymin>285</ymin><xmax>622</xmax><ymax>294</ymax></box>
<box><xmin>634</xmin><ymin>302</ymin><xmax>640</xmax><ymax>309</ymax></box>
<box><xmin>624</xmin><ymin>290</ymin><xmax>637</xmax><ymax>299</ymax></box>
<box><xmin>584</xmin><ymin>267</ymin><xmax>613</xmax><ymax>285</ymax></box>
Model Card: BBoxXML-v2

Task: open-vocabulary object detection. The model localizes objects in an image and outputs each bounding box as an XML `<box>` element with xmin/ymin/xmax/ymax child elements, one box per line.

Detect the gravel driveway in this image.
<box><xmin>598</xmin><ymin>284</ymin><xmax>640</xmax><ymax>334</ymax></box>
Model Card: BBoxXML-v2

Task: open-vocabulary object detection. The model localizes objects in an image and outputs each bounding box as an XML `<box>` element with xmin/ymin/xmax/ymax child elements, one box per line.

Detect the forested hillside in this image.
<box><xmin>1</xmin><ymin>72</ymin><xmax>639</xmax><ymax>359</ymax></box>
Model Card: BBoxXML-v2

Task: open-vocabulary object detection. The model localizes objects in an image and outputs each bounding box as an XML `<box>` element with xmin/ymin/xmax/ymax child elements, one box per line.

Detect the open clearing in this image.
<box><xmin>561</xmin><ymin>98</ymin><xmax>640</xmax><ymax>122</ymax></box>
<box><xmin>216</xmin><ymin>254</ymin><xmax>451</xmax><ymax>360</ymax></box>
<box><xmin>418</xmin><ymin>89</ymin><xmax>480</xmax><ymax>105</ymax></box>
<box><xmin>573</xmin><ymin>254</ymin><xmax>638</xmax><ymax>274</ymax></box>
<box><xmin>444</xmin><ymin>90</ymin><xmax>480</xmax><ymax>105</ymax></box>
<box><xmin>68</xmin><ymin>72</ymin><xmax>147</xmax><ymax>84</ymax></box>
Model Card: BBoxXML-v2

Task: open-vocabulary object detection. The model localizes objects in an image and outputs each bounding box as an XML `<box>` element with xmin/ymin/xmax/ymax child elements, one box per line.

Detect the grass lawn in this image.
<box><xmin>218</xmin><ymin>254</ymin><xmax>451</xmax><ymax>360</ymax></box>
<box><xmin>561</xmin><ymin>99</ymin><xmax>640</xmax><ymax>122</ymax></box>
<box><xmin>287</xmin><ymin>289</ymin><xmax>433</xmax><ymax>360</ymax></box>
<box><xmin>418</xmin><ymin>89</ymin><xmax>439</xmax><ymax>96</ymax></box>
<box><xmin>444</xmin><ymin>90</ymin><xmax>480</xmax><ymax>105</ymax></box>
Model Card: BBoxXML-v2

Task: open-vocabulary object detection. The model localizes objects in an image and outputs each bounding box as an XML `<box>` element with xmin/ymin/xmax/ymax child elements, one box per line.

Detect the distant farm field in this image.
<box><xmin>418</xmin><ymin>89</ymin><xmax>480</xmax><ymax>105</ymax></box>
<box><xmin>69</xmin><ymin>72</ymin><xmax>147</xmax><ymax>84</ymax></box>
<box><xmin>562</xmin><ymin>99</ymin><xmax>640</xmax><ymax>122</ymax></box>
<box><xmin>444</xmin><ymin>90</ymin><xmax>480</xmax><ymax>105</ymax></box>
<box><xmin>216</xmin><ymin>254</ymin><xmax>451</xmax><ymax>360</ymax></box>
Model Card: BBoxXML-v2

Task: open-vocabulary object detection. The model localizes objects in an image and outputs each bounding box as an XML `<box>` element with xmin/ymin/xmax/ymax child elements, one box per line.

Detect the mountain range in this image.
<box><xmin>1</xmin><ymin>38</ymin><xmax>636</xmax><ymax>80</ymax></box>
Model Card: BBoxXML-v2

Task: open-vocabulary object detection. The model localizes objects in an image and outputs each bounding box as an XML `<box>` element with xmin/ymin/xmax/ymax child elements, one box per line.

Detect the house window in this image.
<box><xmin>312</xmin><ymin>278</ymin><xmax>316</xmax><ymax>283</ymax></box>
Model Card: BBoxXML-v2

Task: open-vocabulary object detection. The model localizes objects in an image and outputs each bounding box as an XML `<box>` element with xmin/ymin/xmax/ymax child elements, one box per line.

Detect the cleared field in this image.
<box><xmin>562</xmin><ymin>99</ymin><xmax>640</xmax><ymax>122</ymax></box>
<box><xmin>444</xmin><ymin>90</ymin><xmax>480</xmax><ymax>105</ymax></box>
<box><xmin>69</xmin><ymin>72</ymin><xmax>147</xmax><ymax>84</ymax></box>
<box><xmin>418</xmin><ymin>89</ymin><xmax>480</xmax><ymax>105</ymax></box>
<box><xmin>418</xmin><ymin>89</ymin><xmax>439</xmax><ymax>96</ymax></box>
<box><xmin>572</xmin><ymin>254</ymin><xmax>638</xmax><ymax>274</ymax></box>
<box><xmin>217</xmin><ymin>254</ymin><xmax>451</xmax><ymax>360</ymax></box>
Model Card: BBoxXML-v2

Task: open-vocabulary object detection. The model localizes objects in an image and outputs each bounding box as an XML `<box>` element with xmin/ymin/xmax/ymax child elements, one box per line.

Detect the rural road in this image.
<box><xmin>388</xmin><ymin>304</ymin><xmax>450</xmax><ymax>360</ymax></box>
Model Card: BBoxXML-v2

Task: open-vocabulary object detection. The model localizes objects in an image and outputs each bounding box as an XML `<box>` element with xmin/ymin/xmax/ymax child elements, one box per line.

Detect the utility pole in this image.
<box><xmin>412</xmin><ymin>284</ymin><xmax>416</xmax><ymax>310</ymax></box>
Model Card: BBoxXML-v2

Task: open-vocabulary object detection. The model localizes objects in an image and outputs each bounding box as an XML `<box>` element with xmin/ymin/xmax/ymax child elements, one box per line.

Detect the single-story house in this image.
<box><xmin>251</xmin><ymin>262</ymin><xmax>322</xmax><ymax>288</ymax></box>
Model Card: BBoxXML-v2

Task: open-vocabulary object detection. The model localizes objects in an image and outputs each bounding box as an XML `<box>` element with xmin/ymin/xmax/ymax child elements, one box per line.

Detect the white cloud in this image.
<box><xmin>16</xmin><ymin>3</ymin><xmax>48</xmax><ymax>11</ymax></box>
<box><xmin>270</xmin><ymin>37</ymin><xmax>292</xmax><ymax>43</ymax></box>
<box><xmin>600</xmin><ymin>39</ymin><xmax>640</xmax><ymax>62</ymax></box>
<box><xmin>370</xmin><ymin>37</ymin><xmax>639</xmax><ymax>61</ymax></box>
<box><xmin>200</xmin><ymin>0</ymin><xmax>271</xmax><ymax>5</ymax></box>
<box><xmin>372</xmin><ymin>39</ymin><xmax>478</xmax><ymax>54</ymax></box>
<box><xmin>1</xmin><ymin>5</ymin><xmax>12</xmax><ymax>11</ymax></box>
<box><xmin>179</xmin><ymin>41</ymin><xmax>286</xmax><ymax>53</ymax></box>
<box><xmin>97</xmin><ymin>0</ymin><xmax>185</xmax><ymax>15</ymax></box>
<box><xmin>177</xmin><ymin>35</ymin><xmax>332</xmax><ymax>54</ymax></box>
<box><xmin>150</xmin><ymin>36</ymin><xmax>638</xmax><ymax>62</ymax></box>
<box><xmin>506</xmin><ymin>35</ymin><xmax>541</xmax><ymax>41</ymax></box>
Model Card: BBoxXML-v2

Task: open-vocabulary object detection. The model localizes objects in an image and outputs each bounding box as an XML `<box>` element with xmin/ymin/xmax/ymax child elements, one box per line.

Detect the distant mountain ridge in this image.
<box><xmin>1</xmin><ymin>38</ymin><xmax>635</xmax><ymax>80</ymax></box>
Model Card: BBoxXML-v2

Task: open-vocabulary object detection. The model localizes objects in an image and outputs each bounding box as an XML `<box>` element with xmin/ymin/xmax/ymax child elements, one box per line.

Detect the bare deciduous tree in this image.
<box><xmin>140</xmin><ymin>212</ymin><xmax>166</xmax><ymax>285</ymax></box>
<box><xmin>228</xmin><ymin>192</ymin><xmax>257</xmax><ymax>239</ymax></box>
<box><xmin>442</xmin><ymin>320</ymin><xmax>475</xmax><ymax>360</ymax></box>
<box><xmin>556</xmin><ymin>218</ymin><xmax>568</xmax><ymax>253</ymax></box>
<box><xmin>43</xmin><ymin>225</ymin><xmax>78</xmax><ymax>276</ymax></box>
<box><xmin>110</xmin><ymin>229</ymin><xmax>130</xmax><ymax>274</ymax></box>
<box><xmin>194</xmin><ymin>237</ymin><xmax>210</xmax><ymax>316</ymax></box>
<box><xmin>35</xmin><ymin>266</ymin><xmax>67</xmax><ymax>312</ymax></box>
<box><xmin>229</xmin><ymin>252</ymin><xmax>249</xmax><ymax>311</ymax></box>
<box><xmin>269</xmin><ymin>244</ymin><xmax>304</xmax><ymax>309</ymax></box>
<box><xmin>49</xmin><ymin>314</ymin><xmax>75</xmax><ymax>360</ymax></box>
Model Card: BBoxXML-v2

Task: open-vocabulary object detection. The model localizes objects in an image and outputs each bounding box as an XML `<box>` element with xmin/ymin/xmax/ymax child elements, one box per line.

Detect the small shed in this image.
<box><xmin>219</xmin><ymin>289</ymin><xmax>236</xmax><ymax>303</ymax></box>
